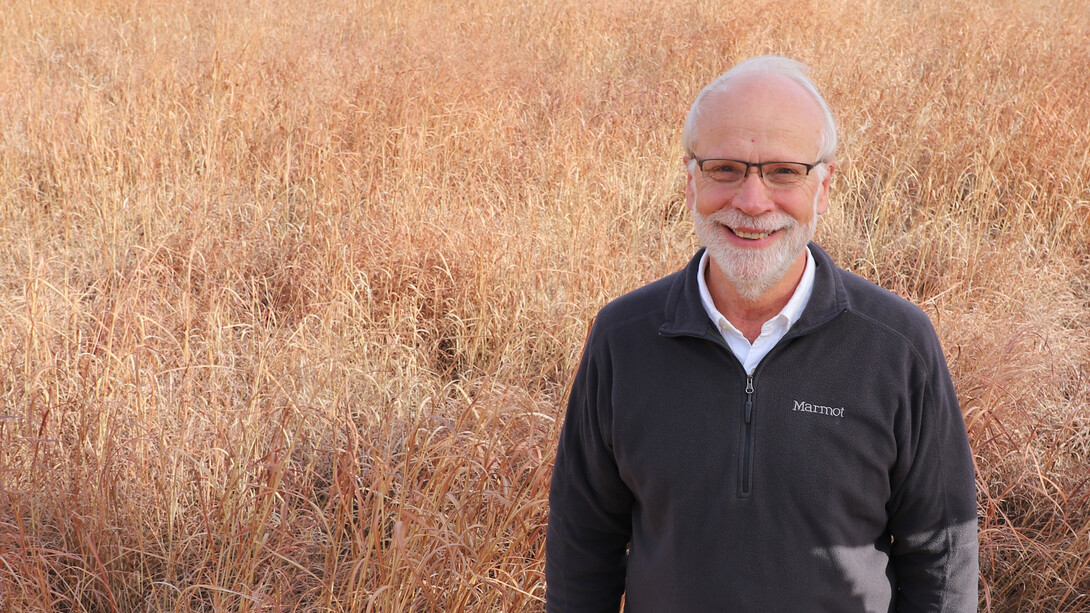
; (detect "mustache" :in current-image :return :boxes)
[703,208,798,232]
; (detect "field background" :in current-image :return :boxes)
[1,0,1088,610]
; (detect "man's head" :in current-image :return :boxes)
[683,56,837,165]
[683,56,837,302]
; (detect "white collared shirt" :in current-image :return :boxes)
[697,247,816,375]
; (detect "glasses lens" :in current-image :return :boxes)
[700,160,747,183]
[762,163,810,187]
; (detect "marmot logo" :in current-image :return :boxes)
[793,400,845,418]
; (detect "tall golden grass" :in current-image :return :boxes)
[0,0,1087,610]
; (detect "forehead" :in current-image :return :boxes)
[692,74,825,159]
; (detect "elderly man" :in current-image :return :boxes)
[546,56,978,612]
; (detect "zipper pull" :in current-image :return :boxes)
[745,376,754,424]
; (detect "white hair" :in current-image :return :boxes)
[682,55,838,163]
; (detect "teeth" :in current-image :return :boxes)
[732,228,772,240]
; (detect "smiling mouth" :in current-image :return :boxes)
[728,227,776,240]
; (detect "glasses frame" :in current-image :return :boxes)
[691,156,823,189]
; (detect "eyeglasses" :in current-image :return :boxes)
[692,157,823,189]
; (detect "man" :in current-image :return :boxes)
[546,56,978,612]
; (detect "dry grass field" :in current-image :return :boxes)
[1,0,1088,610]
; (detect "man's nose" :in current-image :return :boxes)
[730,171,775,215]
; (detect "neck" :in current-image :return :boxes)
[706,251,807,343]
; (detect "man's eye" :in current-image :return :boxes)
[768,164,803,176]
[706,163,742,176]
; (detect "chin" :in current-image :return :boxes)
[694,209,816,302]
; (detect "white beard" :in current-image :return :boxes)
[693,193,819,302]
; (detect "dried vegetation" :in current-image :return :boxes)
[0,0,1088,610]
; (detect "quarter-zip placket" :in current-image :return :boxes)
[740,375,755,497]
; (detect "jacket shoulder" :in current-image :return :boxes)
[591,270,683,336]
[835,267,944,355]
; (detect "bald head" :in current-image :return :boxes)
[689,73,828,170]
[682,56,837,163]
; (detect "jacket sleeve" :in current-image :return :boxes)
[888,338,979,612]
[545,329,634,613]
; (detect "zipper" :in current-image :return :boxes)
[741,375,755,496]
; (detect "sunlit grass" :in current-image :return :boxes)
[0,0,1087,610]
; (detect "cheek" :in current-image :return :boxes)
[691,186,727,216]
[786,192,819,222]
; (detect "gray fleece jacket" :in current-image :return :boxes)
[546,244,978,612]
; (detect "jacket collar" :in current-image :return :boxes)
[659,243,848,340]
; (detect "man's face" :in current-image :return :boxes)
[684,74,834,301]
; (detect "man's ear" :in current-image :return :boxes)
[683,156,696,211]
[816,161,836,216]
